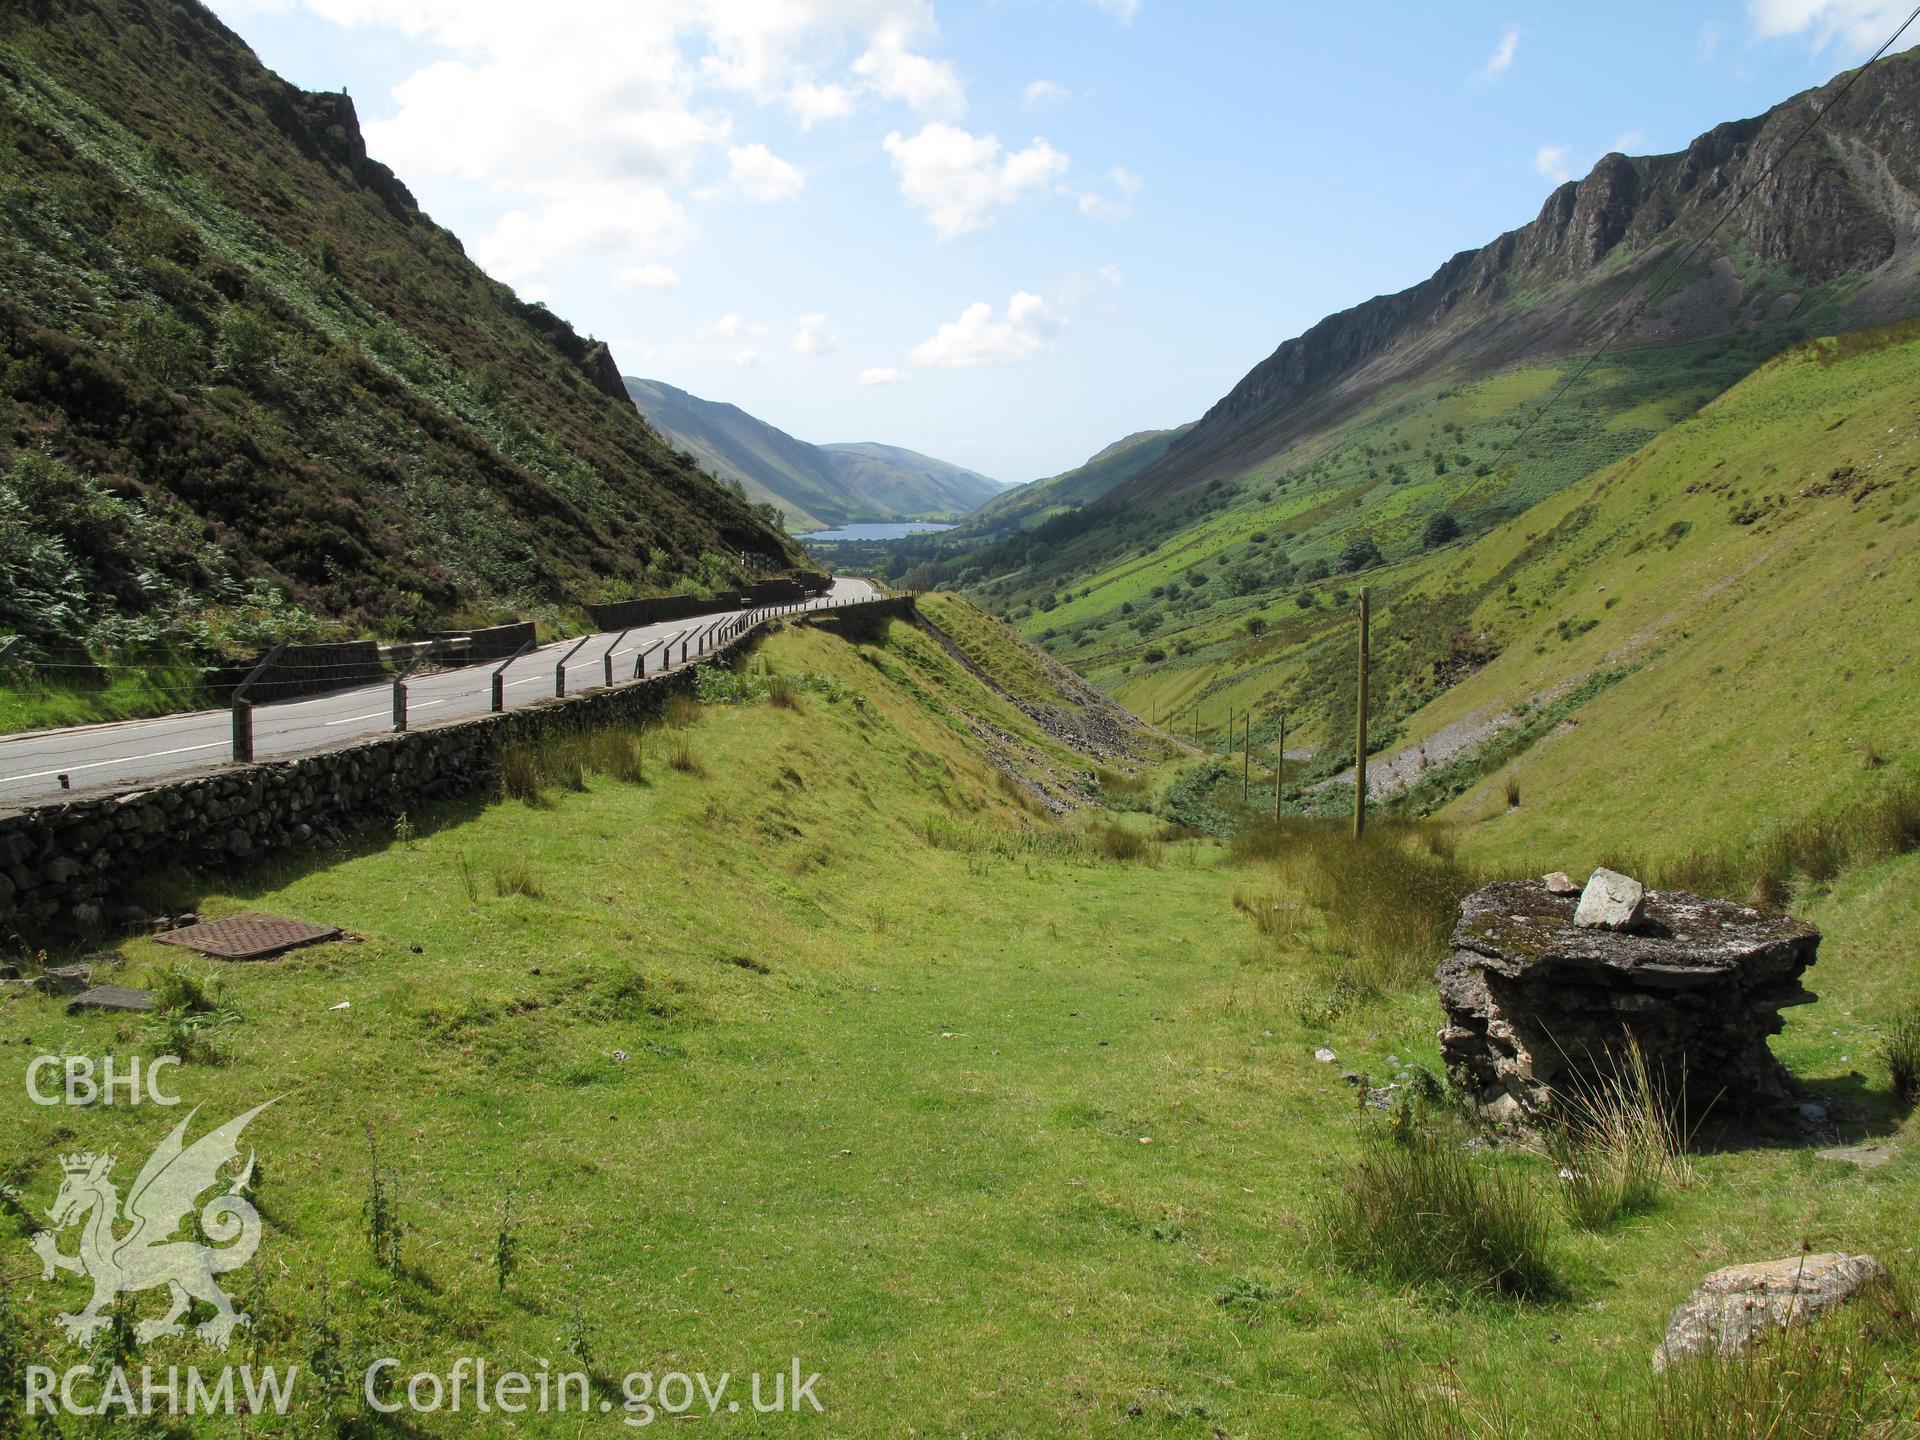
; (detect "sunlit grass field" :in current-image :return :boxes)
[3,618,1913,1437]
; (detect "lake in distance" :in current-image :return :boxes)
[799,522,955,541]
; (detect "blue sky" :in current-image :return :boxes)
[208,0,1915,483]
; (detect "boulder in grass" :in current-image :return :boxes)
[1438,878,1820,1121]
[1652,1253,1886,1370]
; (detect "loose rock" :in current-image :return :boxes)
[1573,867,1647,931]
[67,985,156,1014]
[1542,871,1580,896]
[1653,1253,1885,1370]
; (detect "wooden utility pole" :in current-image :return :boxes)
[1274,713,1285,822]
[1242,713,1250,801]
[1354,587,1370,840]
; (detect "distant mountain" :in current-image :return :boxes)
[0,0,799,647]
[960,427,1192,538]
[817,442,1004,521]
[625,378,1000,532]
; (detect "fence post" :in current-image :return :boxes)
[602,629,631,688]
[554,635,591,697]
[232,700,254,763]
[490,638,534,714]
[1354,587,1370,840]
[391,676,407,732]
[228,641,286,763]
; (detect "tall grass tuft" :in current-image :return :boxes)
[493,856,544,899]
[1323,1103,1559,1300]
[1545,1039,1691,1230]
[1883,998,1920,1106]
[1233,820,1475,995]
[1638,771,1920,908]
[1604,1289,1917,1440]
[585,728,645,783]
[498,741,544,803]
[1085,819,1161,865]
[1355,1363,1519,1440]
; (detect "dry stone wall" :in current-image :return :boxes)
[0,598,914,944]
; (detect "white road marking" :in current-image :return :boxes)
[2,740,227,785]
[321,698,448,727]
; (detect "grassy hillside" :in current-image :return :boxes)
[881,51,1920,707]
[957,425,1190,538]
[4,609,1914,1437]
[949,314,1916,852]
[1391,320,1920,873]
[0,0,800,655]
[624,378,1000,533]
[817,442,1002,522]
[625,376,843,534]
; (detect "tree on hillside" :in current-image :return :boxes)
[1422,511,1462,549]
[1337,535,1382,573]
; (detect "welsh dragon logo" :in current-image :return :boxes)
[29,1101,272,1349]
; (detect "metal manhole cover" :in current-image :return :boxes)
[155,912,342,960]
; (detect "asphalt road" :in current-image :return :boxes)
[0,578,877,808]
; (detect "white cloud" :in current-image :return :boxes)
[1090,0,1141,22]
[1078,164,1143,220]
[1748,0,1916,51]
[790,313,836,355]
[1610,129,1650,154]
[473,182,694,287]
[908,291,1058,368]
[855,366,908,385]
[1698,19,1727,59]
[854,22,967,117]
[616,263,682,289]
[1024,78,1069,108]
[883,123,1070,239]
[1097,263,1124,288]
[787,80,853,126]
[1474,26,1520,82]
[725,142,805,202]
[1533,143,1575,184]
[242,1,971,288]
[730,347,761,368]
[697,312,772,342]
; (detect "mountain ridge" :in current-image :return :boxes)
[1101,48,1920,512]
[625,376,1001,532]
[0,0,800,649]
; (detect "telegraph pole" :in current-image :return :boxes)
[1354,588,1370,840]
[1242,712,1251,801]
[1274,713,1285,822]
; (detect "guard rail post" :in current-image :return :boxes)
[229,641,287,763]
[491,638,536,714]
[390,645,433,733]
[603,629,632,688]
[554,635,592,698]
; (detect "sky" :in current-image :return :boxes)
[205,0,1919,484]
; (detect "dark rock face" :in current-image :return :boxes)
[1437,879,1820,1119]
